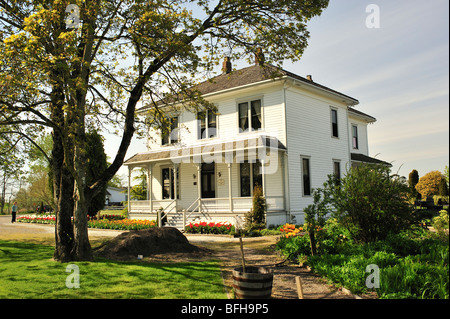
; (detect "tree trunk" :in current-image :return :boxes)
[53,165,74,262]
[72,194,93,261]
[50,66,76,261]
[71,142,93,261]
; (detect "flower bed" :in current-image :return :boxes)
[185,221,234,234]
[279,223,304,238]
[17,214,56,224]
[17,214,156,231]
[88,219,156,230]
[88,214,125,221]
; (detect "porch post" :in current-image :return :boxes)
[173,164,178,212]
[196,163,202,212]
[261,159,266,197]
[227,163,233,213]
[127,166,132,218]
[147,164,153,214]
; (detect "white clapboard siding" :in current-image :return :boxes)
[285,86,351,222]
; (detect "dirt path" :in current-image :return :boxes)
[188,235,357,299]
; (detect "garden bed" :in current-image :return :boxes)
[275,220,449,299]
[16,214,157,231]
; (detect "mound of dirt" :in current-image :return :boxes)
[95,227,208,261]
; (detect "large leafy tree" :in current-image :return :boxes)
[0,0,329,261]
[415,170,447,199]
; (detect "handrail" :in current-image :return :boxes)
[158,199,177,227]
[184,197,200,213]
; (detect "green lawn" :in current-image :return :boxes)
[0,240,227,299]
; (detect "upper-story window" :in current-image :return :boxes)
[161,116,178,145]
[352,125,359,149]
[238,99,262,133]
[197,110,217,139]
[331,108,338,138]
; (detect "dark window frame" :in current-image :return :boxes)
[161,116,179,145]
[352,125,359,149]
[239,160,262,197]
[302,157,311,196]
[238,99,262,133]
[331,108,339,138]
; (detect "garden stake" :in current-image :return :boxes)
[239,237,246,273]
[296,276,304,299]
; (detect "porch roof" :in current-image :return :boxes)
[351,153,392,167]
[124,135,286,167]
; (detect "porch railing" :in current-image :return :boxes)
[130,196,285,215]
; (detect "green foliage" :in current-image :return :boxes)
[276,234,311,261]
[303,187,332,255]
[275,219,350,262]
[433,210,449,238]
[305,232,449,298]
[324,163,414,243]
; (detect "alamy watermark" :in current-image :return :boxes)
[366,4,381,29]
[65,264,80,289]
[365,264,380,289]
[65,4,81,29]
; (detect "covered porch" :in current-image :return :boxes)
[123,136,287,229]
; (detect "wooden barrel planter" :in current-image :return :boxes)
[232,266,273,299]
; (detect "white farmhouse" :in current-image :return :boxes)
[124,58,389,229]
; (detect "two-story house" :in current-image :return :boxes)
[123,58,389,229]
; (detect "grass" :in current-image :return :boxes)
[0,240,227,299]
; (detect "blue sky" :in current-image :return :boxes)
[284,0,449,178]
[112,0,449,179]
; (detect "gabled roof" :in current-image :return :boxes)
[138,63,359,112]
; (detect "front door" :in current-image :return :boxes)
[201,163,215,198]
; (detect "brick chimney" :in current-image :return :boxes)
[222,57,232,74]
[255,48,265,66]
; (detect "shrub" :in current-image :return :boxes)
[433,210,449,237]
[276,233,311,261]
[324,163,414,243]
[408,169,421,200]
[243,185,266,234]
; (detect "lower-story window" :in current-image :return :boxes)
[240,160,262,197]
[162,167,180,199]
